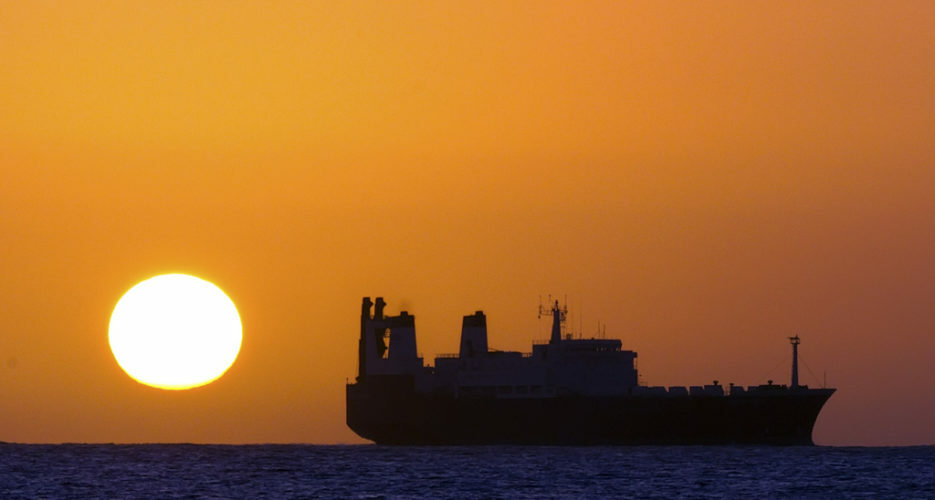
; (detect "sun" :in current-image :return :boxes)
[108,274,242,390]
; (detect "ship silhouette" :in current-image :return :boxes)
[347,297,835,445]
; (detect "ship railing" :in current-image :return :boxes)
[434,352,535,359]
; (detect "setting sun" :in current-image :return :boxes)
[108,274,242,390]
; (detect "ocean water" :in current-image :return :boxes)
[1,444,932,498]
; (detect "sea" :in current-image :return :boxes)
[1,444,932,499]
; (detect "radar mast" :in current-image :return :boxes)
[539,295,567,344]
[790,335,801,388]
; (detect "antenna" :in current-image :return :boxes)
[578,300,582,339]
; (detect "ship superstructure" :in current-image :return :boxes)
[347,297,835,445]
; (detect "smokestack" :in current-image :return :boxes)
[374,297,386,320]
[358,297,373,381]
[459,311,488,358]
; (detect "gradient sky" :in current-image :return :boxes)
[2,1,933,445]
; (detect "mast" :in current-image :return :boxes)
[549,299,566,344]
[789,335,801,388]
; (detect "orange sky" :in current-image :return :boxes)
[1,1,933,445]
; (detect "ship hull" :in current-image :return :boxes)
[347,377,835,446]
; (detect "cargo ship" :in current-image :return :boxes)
[346,297,835,445]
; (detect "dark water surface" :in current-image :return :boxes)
[1,444,932,498]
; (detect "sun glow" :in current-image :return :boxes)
[108,274,242,390]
